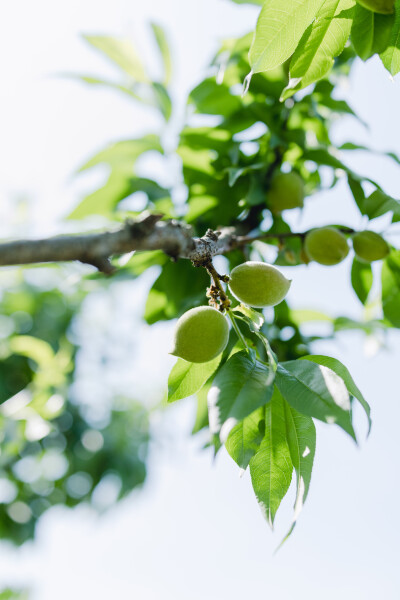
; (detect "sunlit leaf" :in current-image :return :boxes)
[225,405,266,469]
[249,0,325,75]
[168,356,221,403]
[280,396,316,541]
[380,0,400,75]
[382,250,400,327]
[249,389,293,527]
[208,350,274,439]
[150,23,172,85]
[282,0,355,99]
[275,360,356,439]
[83,35,148,81]
[301,355,371,434]
[351,257,373,304]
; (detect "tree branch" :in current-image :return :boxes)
[0,212,356,272]
[0,214,238,272]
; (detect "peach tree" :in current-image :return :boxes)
[1,0,400,544]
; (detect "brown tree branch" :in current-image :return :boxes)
[0,214,238,272]
[0,212,355,273]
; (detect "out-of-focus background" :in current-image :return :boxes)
[0,0,399,598]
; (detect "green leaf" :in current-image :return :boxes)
[232,305,264,329]
[189,79,242,116]
[281,397,316,540]
[351,257,373,304]
[225,406,266,469]
[83,35,148,81]
[249,390,293,527]
[380,0,400,75]
[192,382,211,434]
[168,356,221,403]
[9,336,55,366]
[125,250,167,276]
[208,350,274,439]
[144,260,210,325]
[62,74,146,102]
[301,355,371,434]
[151,83,172,121]
[69,136,163,219]
[382,250,400,327]
[150,23,172,85]
[249,0,325,75]
[69,171,132,220]
[78,135,162,172]
[283,0,355,99]
[275,360,356,439]
[347,174,366,213]
[372,13,396,55]
[351,4,375,60]
[363,189,400,219]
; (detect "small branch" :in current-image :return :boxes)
[236,226,356,246]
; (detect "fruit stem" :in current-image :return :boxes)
[228,311,250,353]
[205,261,231,311]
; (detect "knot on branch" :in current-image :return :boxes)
[190,229,221,267]
[125,212,164,239]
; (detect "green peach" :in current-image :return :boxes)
[305,227,349,266]
[267,171,305,214]
[356,0,394,14]
[170,306,229,363]
[352,231,389,262]
[228,261,291,308]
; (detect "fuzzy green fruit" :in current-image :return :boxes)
[267,172,305,214]
[355,0,394,14]
[170,306,229,363]
[305,227,349,266]
[352,231,389,262]
[228,261,291,308]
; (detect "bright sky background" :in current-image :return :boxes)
[1,0,400,598]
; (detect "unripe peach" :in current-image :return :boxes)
[304,227,349,266]
[228,261,291,308]
[267,172,305,214]
[352,231,389,262]
[356,0,394,14]
[170,306,229,363]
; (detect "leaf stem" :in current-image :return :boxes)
[228,311,250,353]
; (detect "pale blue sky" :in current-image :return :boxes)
[0,1,400,598]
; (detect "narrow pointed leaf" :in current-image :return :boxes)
[380,0,400,75]
[351,5,374,60]
[363,189,400,219]
[83,35,148,81]
[168,356,221,403]
[275,360,356,439]
[249,390,293,527]
[78,135,162,172]
[382,250,400,327]
[282,0,355,99]
[300,355,371,434]
[281,397,316,540]
[208,350,274,439]
[249,0,325,74]
[151,23,172,85]
[225,406,266,469]
[351,257,373,304]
